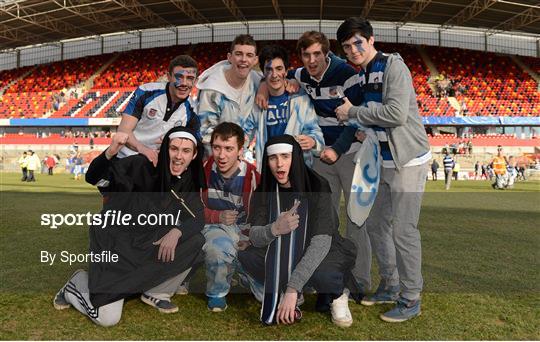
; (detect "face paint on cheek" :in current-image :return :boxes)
[173,69,197,88]
[264,61,273,78]
[353,34,367,53]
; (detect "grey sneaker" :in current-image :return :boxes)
[176,281,189,295]
[361,283,400,306]
[141,294,178,314]
[53,269,85,310]
[380,297,421,322]
[53,287,71,310]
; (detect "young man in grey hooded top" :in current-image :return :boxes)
[335,17,431,323]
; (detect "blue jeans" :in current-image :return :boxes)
[202,224,242,298]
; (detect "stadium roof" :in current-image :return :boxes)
[1,0,539,50]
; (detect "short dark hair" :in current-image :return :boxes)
[258,44,289,69]
[336,17,374,43]
[296,31,330,55]
[210,122,245,149]
[230,34,257,53]
[168,55,198,74]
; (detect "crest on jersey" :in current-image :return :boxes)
[147,108,157,119]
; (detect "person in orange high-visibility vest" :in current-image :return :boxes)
[492,146,508,190]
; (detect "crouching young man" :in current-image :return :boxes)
[201,122,260,311]
[238,135,359,327]
[53,127,206,326]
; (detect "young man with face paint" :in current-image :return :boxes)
[197,34,263,152]
[238,135,360,327]
[53,127,207,326]
[244,44,324,171]
[200,122,260,312]
[335,17,431,323]
[256,31,372,302]
[117,55,200,164]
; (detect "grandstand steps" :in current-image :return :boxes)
[50,98,78,117]
[510,55,540,85]
[93,91,119,117]
[0,66,36,96]
[84,53,120,89]
[416,46,439,95]
[71,98,99,117]
[116,90,134,113]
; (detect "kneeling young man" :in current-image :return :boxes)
[53,126,206,326]
[238,135,359,327]
[202,122,260,312]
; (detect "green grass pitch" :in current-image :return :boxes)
[0,172,539,340]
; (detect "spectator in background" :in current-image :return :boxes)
[474,161,480,180]
[492,146,507,190]
[506,156,517,189]
[45,155,56,175]
[18,151,28,181]
[26,150,41,182]
[73,152,83,180]
[443,151,454,190]
[452,160,460,181]
[431,159,439,181]
[517,164,526,181]
[481,162,488,180]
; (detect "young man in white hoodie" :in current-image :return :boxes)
[197,34,262,152]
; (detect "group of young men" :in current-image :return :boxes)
[54,17,431,328]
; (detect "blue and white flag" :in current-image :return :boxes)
[348,128,380,226]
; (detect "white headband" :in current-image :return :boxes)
[169,131,197,146]
[266,143,293,156]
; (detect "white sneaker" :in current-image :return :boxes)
[330,289,353,328]
[176,281,189,295]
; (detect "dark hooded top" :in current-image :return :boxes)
[84,126,206,307]
[250,134,341,240]
[241,135,358,324]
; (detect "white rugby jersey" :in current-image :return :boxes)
[118,82,198,158]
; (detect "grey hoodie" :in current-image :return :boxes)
[348,53,430,169]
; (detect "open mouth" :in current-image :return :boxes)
[276,170,286,179]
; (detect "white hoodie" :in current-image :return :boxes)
[196,60,262,144]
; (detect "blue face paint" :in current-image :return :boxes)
[172,68,197,88]
[353,34,366,53]
[342,34,367,54]
[264,61,273,78]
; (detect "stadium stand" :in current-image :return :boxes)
[0,42,538,121]
[426,46,539,117]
